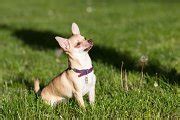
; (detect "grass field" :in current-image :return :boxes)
[0,0,180,119]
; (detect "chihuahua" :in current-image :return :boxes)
[34,23,96,109]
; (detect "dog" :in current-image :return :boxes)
[34,23,96,109]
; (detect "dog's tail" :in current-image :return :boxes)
[34,79,41,94]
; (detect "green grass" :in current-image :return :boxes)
[0,0,179,119]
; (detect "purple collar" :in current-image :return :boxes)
[69,66,93,77]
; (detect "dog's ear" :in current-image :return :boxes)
[72,23,80,35]
[55,36,70,51]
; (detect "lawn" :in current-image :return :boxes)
[0,0,179,119]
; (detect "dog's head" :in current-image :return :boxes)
[55,23,93,56]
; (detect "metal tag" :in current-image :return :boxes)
[85,76,88,84]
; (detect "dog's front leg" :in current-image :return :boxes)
[89,86,95,105]
[73,91,85,109]
[89,74,96,105]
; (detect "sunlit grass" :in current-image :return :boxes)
[0,0,179,119]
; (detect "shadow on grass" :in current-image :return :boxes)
[13,29,69,50]
[0,24,68,50]
[14,29,59,50]
[90,46,180,85]
[0,24,179,85]
[3,73,45,91]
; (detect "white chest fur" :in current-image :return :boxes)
[79,72,95,96]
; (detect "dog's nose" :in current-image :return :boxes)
[88,39,93,45]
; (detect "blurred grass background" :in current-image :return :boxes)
[0,0,179,119]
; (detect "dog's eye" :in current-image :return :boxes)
[77,42,81,46]
[75,42,81,48]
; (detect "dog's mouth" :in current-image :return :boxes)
[84,39,93,51]
[84,45,93,51]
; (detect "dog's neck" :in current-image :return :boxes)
[68,53,92,70]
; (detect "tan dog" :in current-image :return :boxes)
[34,23,96,109]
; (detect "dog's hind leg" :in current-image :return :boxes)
[44,96,66,107]
[41,90,65,106]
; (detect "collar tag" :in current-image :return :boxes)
[85,76,88,84]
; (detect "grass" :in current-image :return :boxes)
[0,0,179,119]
